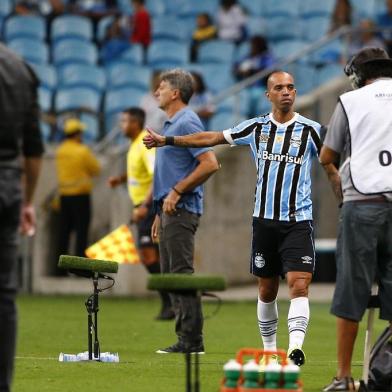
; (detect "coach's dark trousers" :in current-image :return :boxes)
[0,167,21,392]
[159,209,203,347]
[58,194,91,258]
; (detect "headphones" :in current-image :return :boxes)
[344,55,363,89]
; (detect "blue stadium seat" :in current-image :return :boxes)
[263,0,300,18]
[4,15,46,41]
[198,64,234,94]
[209,112,244,131]
[55,87,101,113]
[147,40,189,68]
[152,17,186,41]
[216,90,251,117]
[316,63,344,85]
[309,38,343,66]
[0,0,12,17]
[40,121,52,143]
[31,63,57,91]
[119,45,144,65]
[38,87,52,112]
[301,15,331,42]
[177,0,219,18]
[53,39,98,66]
[79,113,100,143]
[7,38,49,65]
[236,41,251,61]
[272,39,309,60]
[246,17,267,37]
[105,63,151,91]
[299,0,335,18]
[51,15,93,42]
[291,63,317,95]
[197,40,235,64]
[117,0,133,15]
[146,0,166,17]
[238,0,263,16]
[96,15,114,42]
[265,16,301,42]
[57,64,106,92]
[352,0,376,19]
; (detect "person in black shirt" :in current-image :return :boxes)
[0,43,43,392]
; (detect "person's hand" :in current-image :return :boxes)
[107,176,122,188]
[162,189,181,215]
[19,203,36,236]
[143,128,166,149]
[132,205,149,223]
[151,214,160,243]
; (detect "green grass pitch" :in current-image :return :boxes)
[14,295,386,391]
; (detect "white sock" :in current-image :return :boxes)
[288,297,309,350]
[257,298,278,351]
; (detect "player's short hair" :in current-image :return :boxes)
[122,107,146,128]
[160,69,194,104]
[266,70,294,89]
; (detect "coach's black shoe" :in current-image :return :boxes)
[156,342,205,354]
[322,377,355,391]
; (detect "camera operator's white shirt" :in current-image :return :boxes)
[340,78,392,196]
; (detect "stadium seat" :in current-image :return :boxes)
[118,45,144,65]
[177,0,219,18]
[146,0,166,17]
[291,63,317,95]
[55,87,101,113]
[236,41,251,61]
[4,15,46,41]
[31,63,57,91]
[272,39,309,60]
[209,112,243,131]
[301,15,331,42]
[198,64,234,94]
[79,113,101,143]
[197,40,235,64]
[316,63,344,85]
[147,40,189,68]
[152,17,186,41]
[53,39,98,66]
[309,38,343,66]
[299,0,335,18]
[246,17,267,37]
[7,38,49,65]
[57,64,106,92]
[216,90,251,117]
[0,0,12,17]
[96,15,114,42]
[265,16,301,42]
[105,63,151,91]
[352,0,376,19]
[51,15,93,42]
[262,0,300,18]
[38,87,53,113]
[117,0,133,15]
[104,87,145,116]
[40,121,52,143]
[238,0,263,16]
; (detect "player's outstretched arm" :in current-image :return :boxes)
[143,128,228,149]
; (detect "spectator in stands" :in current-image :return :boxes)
[216,0,247,44]
[15,0,41,14]
[140,71,168,132]
[329,0,352,33]
[130,0,151,61]
[348,19,386,57]
[234,35,276,116]
[377,0,392,56]
[189,72,215,129]
[100,16,129,64]
[55,118,101,274]
[190,13,217,62]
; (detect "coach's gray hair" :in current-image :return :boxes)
[160,69,194,104]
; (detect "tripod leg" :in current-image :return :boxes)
[88,313,93,360]
[362,307,375,385]
[194,353,200,392]
[185,352,192,392]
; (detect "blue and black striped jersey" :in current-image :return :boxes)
[223,113,321,222]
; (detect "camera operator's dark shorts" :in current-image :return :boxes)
[251,218,315,278]
[135,205,157,248]
[331,201,392,321]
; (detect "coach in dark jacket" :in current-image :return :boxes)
[0,43,43,392]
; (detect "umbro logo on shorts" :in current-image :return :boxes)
[301,256,313,264]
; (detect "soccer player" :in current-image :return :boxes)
[108,107,173,320]
[144,71,323,365]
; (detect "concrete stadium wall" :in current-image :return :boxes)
[30,76,350,295]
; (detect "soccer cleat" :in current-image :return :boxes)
[287,346,306,366]
[156,342,205,354]
[322,377,355,391]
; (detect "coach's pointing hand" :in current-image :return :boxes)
[143,128,166,149]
